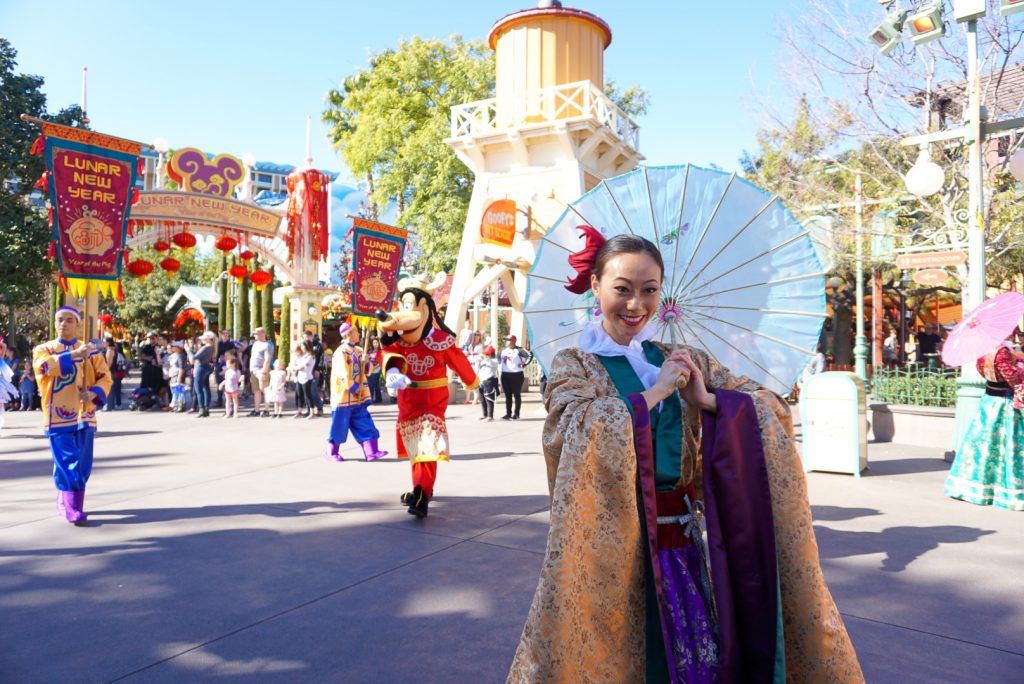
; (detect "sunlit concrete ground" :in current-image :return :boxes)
[0,386,1021,683]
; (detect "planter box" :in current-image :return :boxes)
[869,402,955,450]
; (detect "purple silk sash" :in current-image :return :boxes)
[626,392,681,684]
[701,388,779,683]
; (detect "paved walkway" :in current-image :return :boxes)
[0,390,1021,682]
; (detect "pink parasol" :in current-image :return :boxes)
[940,291,1024,366]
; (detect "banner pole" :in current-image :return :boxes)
[345,214,417,236]
[19,113,153,149]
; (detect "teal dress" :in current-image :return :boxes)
[945,347,1024,510]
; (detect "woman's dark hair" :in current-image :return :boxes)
[565,225,664,294]
[593,235,664,283]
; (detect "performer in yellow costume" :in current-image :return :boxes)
[33,306,112,523]
[325,322,387,462]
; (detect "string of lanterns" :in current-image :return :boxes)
[122,222,272,291]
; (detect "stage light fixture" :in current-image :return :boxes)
[869,10,907,55]
[907,2,946,46]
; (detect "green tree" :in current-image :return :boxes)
[323,37,496,272]
[217,254,228,331]
[604,80,650,118]
[238,269,251,339]
[277,295,290,367]
[0,38,88,343]
[262,266,276,343]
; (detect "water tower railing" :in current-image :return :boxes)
[450,80,640,151]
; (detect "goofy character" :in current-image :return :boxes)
[325,321,387,462]
[377,273,478,518]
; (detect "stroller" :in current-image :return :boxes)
[128,387,160,411]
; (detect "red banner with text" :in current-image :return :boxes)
[41,121,141,298]
[351,217,407,321]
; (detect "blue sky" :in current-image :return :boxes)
[1,1,801,180]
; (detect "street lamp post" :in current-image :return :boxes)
[853,172,869,383]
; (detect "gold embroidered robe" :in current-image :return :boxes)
[507,346,863,684]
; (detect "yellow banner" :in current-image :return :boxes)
[131,191,281,236]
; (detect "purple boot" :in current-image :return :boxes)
[324,442,344,462]
[57,490,86,523]
[361,439,388,462]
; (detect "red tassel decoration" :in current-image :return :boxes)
[138,159,146,176]
[116,281,125,303]
[47,206,53,225]
[58,275,69,293]
[131,188,139,204]
[30,136,45,156]
[127,220,134,238]
[47,240,56,259]
[34,171,49,191]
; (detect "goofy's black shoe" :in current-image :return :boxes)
[406,485,429,519]
[400,491,414,506]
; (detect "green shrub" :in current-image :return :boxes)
[871,367,958,408]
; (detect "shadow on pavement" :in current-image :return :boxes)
[85,500,380,526]
[0,453,175,482]
[814,523,995,573]
[0,495,547,683]
[862,457,951,476]
[811,505,882,522]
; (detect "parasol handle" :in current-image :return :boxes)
[664,311,688,390]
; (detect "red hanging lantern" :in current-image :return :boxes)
[214,235,238,253]
[172,231,197,252]
[153,239,171,252]
[160,257,182,274]
[229,264,248,283]
[127,259,154,281]
[249,269,272,291]
[239,249,255,262]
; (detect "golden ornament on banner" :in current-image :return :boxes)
[67,207,114,255]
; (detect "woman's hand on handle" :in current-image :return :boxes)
[670,349,717,413]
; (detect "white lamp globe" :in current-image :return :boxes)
[242,152,257,168]
[904,147,945,197]
[153,137,170,154]
[1008,147,1024,182]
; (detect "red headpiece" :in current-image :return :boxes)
[564,225,606,294]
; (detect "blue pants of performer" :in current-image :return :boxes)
[50,429,95,492]
[329,404,380,445]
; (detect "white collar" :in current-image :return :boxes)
[579,320,662,390]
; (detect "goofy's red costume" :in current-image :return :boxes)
[379,273,478,518]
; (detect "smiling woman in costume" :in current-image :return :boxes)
[507,228,863,683]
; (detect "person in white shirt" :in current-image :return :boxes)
[288,342,317,419]
[248,327,274,417]
[465,331,483,404]
[499,335,530,420]
[477,346,499,421]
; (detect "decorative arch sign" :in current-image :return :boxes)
[480,199,517,248]
[166,147,245,197]
[130,191,281,236]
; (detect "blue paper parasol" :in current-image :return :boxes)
[524,164,827,395]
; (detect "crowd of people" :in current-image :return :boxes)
[455,321,534,421]
[2,321,542,429]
